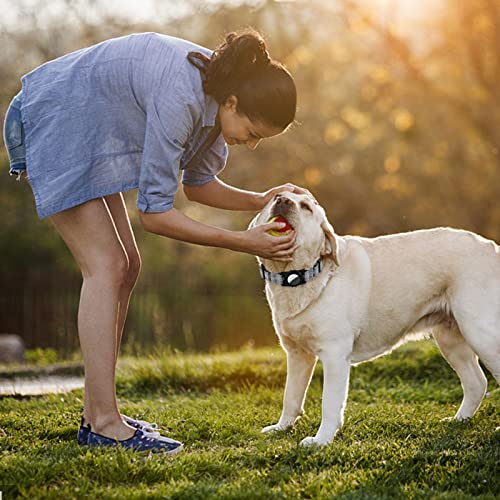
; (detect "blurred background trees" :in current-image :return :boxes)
[1,0,499,356]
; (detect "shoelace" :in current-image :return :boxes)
[141,426,179,445]
[127,419,178,444]
[144,429,162,439]
[134,419,159,433]
[134,420,169,441]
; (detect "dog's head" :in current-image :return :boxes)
[250,192,338,270]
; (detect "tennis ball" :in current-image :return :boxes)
[267,216,293,236]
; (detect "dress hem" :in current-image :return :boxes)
[35,180,140,219]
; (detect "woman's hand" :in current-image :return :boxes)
[257,183,316,209]
[240,220,299,262]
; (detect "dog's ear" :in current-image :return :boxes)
[321,218,339,266]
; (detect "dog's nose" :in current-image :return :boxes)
[275,195,292,206]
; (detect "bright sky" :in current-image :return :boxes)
[373,0,442,26]
[0,0,440,30]
[0,0,256,28]
[90,0,440,25]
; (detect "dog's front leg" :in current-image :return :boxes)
[262,346,317,433]
[300,345,351,447]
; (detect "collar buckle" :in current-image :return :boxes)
[260,259,323,287]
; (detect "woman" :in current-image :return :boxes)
[3,29,307,453]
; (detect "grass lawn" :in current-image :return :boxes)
[0,341,498,499]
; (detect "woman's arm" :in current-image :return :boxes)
[183,178,314,211]
[139,208,298,262]
[183,178,262,210]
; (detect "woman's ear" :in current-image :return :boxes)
[224,95,239,110]
[320,218,339,266]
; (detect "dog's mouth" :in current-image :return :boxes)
[270,204,294,221]
[267,215,295,234]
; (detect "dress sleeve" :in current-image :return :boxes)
[137,68,199,213]
[181,133,228,186]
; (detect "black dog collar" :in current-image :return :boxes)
[260,259,323,287]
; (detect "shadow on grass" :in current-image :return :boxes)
[116,342,494,399]
[150,422,499,499]
[334,425,500,498]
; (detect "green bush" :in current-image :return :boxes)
[24,348,58,366]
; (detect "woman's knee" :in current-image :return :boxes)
[82,253,139,295]
[81,249,129,289]
[102,248,141,291]
[124,250,141,288]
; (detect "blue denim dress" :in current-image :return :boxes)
[3,91,26,178]
[4,33,227,219]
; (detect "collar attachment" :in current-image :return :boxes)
[260,259,323,287]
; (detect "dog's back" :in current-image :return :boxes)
[346,228,500,371]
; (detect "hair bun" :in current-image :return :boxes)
[223,30,271,70]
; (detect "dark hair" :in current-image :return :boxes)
[188,29,297,130]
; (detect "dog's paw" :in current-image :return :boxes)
[300,434,334,447]
[299,436,322,447]
[454,413,472,422]
[441,415,471,423]
[261,423,289,433]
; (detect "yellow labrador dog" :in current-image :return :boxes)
[251,192,499,447]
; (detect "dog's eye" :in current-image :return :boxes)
[300,201,313,212]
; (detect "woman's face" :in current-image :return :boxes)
[218,95,283,149]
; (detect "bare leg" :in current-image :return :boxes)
[51,198,135,440]
[104,193,141,362]
[80,194,141,425]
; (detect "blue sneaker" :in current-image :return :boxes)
[87,427,183,454]
[120,416,180,445]
[77,415,173,446]
[77,417,91,446]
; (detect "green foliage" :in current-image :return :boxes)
[24,348,58,366]
[0,342,498,498]
[0,160,77,274]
